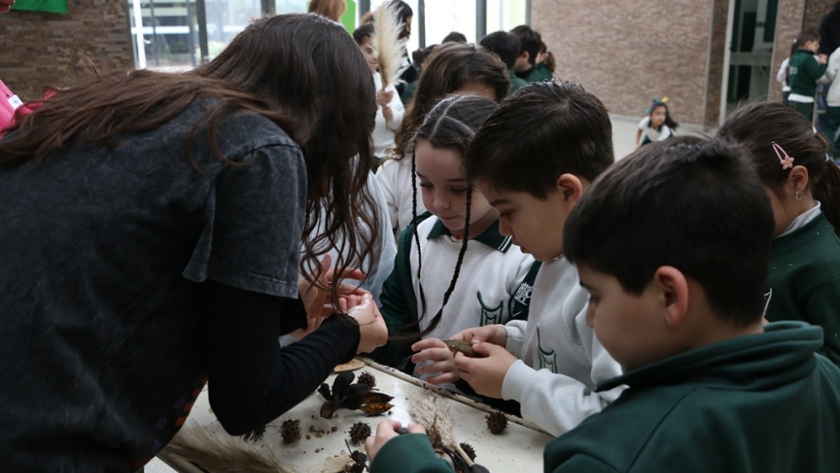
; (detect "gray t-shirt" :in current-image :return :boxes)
[0,101,307,471]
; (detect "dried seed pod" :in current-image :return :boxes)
[363,391,394,404]
[349,421,372,445]
[357,371,377,389]
[459,442,476,461]
[241,425,266,443]
[359,402,394,416]
[442,340,483,358]
[281,419,301,443]
[485,411,508,434]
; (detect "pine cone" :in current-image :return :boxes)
[485,411,508,434]
[357,371,377,389]
[349,421,372,445]
[280,419,301,443]
[460,442,477,461]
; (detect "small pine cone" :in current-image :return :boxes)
[281,419,301,443]
[485,411,508,434]
[460,442,477,461]
[349,421,372,445]
[357,371,377,389]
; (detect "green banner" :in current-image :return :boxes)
[340,0,356,33]
[12,0,68,14]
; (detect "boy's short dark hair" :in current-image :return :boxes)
[510,25,542,66]
[465,81,614,198]
[563,137,775,327]
[442,31,468,43]
[480,31,522,70]
[353,23,375,46]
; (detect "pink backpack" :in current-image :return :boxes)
[0,79,23,133]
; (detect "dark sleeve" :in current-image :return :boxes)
[370,434,453,473]
[202,280,360,435]
[805,57,829,80]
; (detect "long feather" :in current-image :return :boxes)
[372,2,405,89]
[163,427,298,473]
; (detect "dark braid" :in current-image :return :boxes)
[411,150,428,316]
[418,186,472,338]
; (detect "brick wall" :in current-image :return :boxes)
[705,0,729,128]
[531,0,715,127]
[804,0,835,30]
[770,0,808,102]
[0,0,132,102]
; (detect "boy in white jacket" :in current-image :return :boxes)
[411,82,625,436]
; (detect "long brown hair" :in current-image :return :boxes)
[718,101,840,237]
[0,14,380,297]
[391,42,509,160]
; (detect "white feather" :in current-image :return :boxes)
[371,2,406,89]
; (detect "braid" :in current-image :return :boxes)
[418,186,472,338]
[411,151,428,316]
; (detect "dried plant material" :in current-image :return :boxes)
[164,427,298,473]
[281,419,301,443]
[334,359,365,373]
[372,1,405,88]
[349,421,372,445]
[441,340,483,358]
[241,425,266,443]
[359,402,393,416]
[357,371,376,389]
[485,411,508,434]
[460,442,476,461]
[319,371,394,418]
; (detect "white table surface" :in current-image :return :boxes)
[161,358,553,473]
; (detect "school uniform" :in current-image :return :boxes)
[509,70,529,94]
[776,57,791,104]
[515,62,553,83]
[818,48,840,148]
[764,205,840,368]
[372,213,537,375]
[637,116,673,146]
[377,156,427,238]
[788,48,828,122]
[501,257,624,435]
[371,72,404,161]
[371,321,840,473]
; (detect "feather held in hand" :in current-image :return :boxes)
[372,1,405,89]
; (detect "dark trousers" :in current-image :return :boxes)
[790,101,815,124]
[823,106,840,157]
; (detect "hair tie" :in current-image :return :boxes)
[771,141,795,170]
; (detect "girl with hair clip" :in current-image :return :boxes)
[372,95,536,392]
[377,42,510,238]
[0,14,387,470]
[635,97,678,148]
[718,101,840,368]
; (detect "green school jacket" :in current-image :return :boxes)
[765,212,840,367]
[516,62,554,83]
[788,48,828,97]
[371,322,840,473]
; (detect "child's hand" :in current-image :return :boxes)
[450,324,508,347]
[820,54,829,64]
[411,338,459,384]
[365,420,426,461]
[453,342,517,398]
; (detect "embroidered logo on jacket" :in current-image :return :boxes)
[477,291,504,325]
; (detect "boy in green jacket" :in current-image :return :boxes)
[365,137,840,473]
[787,30,828,122]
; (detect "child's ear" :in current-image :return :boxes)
[787,164,810,194]
[557,173,584,205]
[652,266,689,328]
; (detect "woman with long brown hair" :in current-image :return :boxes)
[0,13,387,471]
[308,0,346,22]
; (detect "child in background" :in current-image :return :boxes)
[366,136,840,473]
[480,31,529,94]
[378,42,509,238]
[818,43,840,154]
[411,82,623,436]
[510,25,553,83]
[353,24,405,169]
[372,95,536,386]
[718,101,840,367]
[777,39,798,105]
[787,30,828,122]
[636,98,678,148]
[538,41,557,77]
[400,46,434,105]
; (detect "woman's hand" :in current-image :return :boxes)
[347,293,388,354]
[294,254,367,338]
